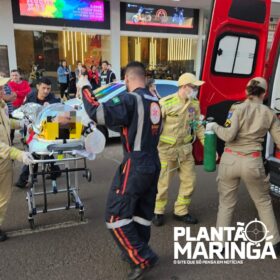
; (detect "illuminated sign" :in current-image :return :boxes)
[19,0,104,22]
[126,3,194,29]
[121,3,199,34]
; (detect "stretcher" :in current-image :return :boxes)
[26,148,92,229]
[12,102,105,229]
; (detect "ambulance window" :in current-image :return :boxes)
[229,0,266,24]
[233,38,257,75]
[213,35,257,76]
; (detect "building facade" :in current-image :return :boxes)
[0,0,279,82]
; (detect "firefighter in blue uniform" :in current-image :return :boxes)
[82,61,161,280]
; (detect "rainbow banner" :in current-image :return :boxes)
[19,0,104,22]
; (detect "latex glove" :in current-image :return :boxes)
[19,118,31,129]
[206,122,217,131]
[22,152,34,165]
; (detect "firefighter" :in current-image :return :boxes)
[0,77,34,241]
[206,77,280,254]
[81,62,161,280]
[153,73,205,227]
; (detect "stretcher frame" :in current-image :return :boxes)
[26,151,92,229]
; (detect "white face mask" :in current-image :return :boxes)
[188,88,199,100]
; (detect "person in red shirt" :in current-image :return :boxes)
[8,69,31,109]
[90,64,100,90]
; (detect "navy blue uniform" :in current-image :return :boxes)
[82,86,161,268]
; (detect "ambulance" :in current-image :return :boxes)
[195,0,280,197]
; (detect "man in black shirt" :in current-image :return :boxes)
[15,78,61,188]
[100,60,116,87]
[25,77,60,105]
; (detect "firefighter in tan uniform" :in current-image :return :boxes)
[0,77,34,242]
[153,73,205,226]
[207,77,280,254]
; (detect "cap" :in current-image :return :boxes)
[0,77,10,87]
[246,77,267,91]
[178,73,205,87]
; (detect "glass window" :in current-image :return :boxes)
[14,29,111,80]
[213,35,257,76]
[121,36,198,80]
[229,0,266,24]
[156,84,178,97]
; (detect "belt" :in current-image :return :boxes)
[224,148,261,158]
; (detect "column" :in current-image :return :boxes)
[110,0,121,80]
[0,0,17,71]
[195,9,204,78]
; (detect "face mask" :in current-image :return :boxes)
[188,88,198,100]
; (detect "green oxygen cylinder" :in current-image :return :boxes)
[203,129,217,172]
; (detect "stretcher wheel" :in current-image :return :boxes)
[85,169,92,182]
[79,210,84,221]
[29,219,35,230]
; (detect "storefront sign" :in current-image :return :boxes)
[12,0,110,29]
[121,3,199,34]
[19,0,104,22]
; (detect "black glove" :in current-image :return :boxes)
[82,122,95,137]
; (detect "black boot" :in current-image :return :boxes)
[127,257,158,280]
[0,229,8,242]
[152,214,165,227]
[173,213,198,224]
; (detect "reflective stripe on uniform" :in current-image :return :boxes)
[177,196,191,206]
[10,119,18,130]
[161,161,168,169]
[10,147,22,160]
[130,92,144,152]
[144,94,158,101]
[133,216,151,226]
[155,200,167,209]
[96,103,105,125]
[106,219,133,229]
[160,135,176,145]
[184,135,193,144]
[106,217,151,229]
[163,97,180,107]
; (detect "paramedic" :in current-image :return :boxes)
[206,77,280,255]
[82,61,161,280]
[0,77,33,241]
[153,73,205,227]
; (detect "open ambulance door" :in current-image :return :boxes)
[264,21,280,197]
[193,0,271,163]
